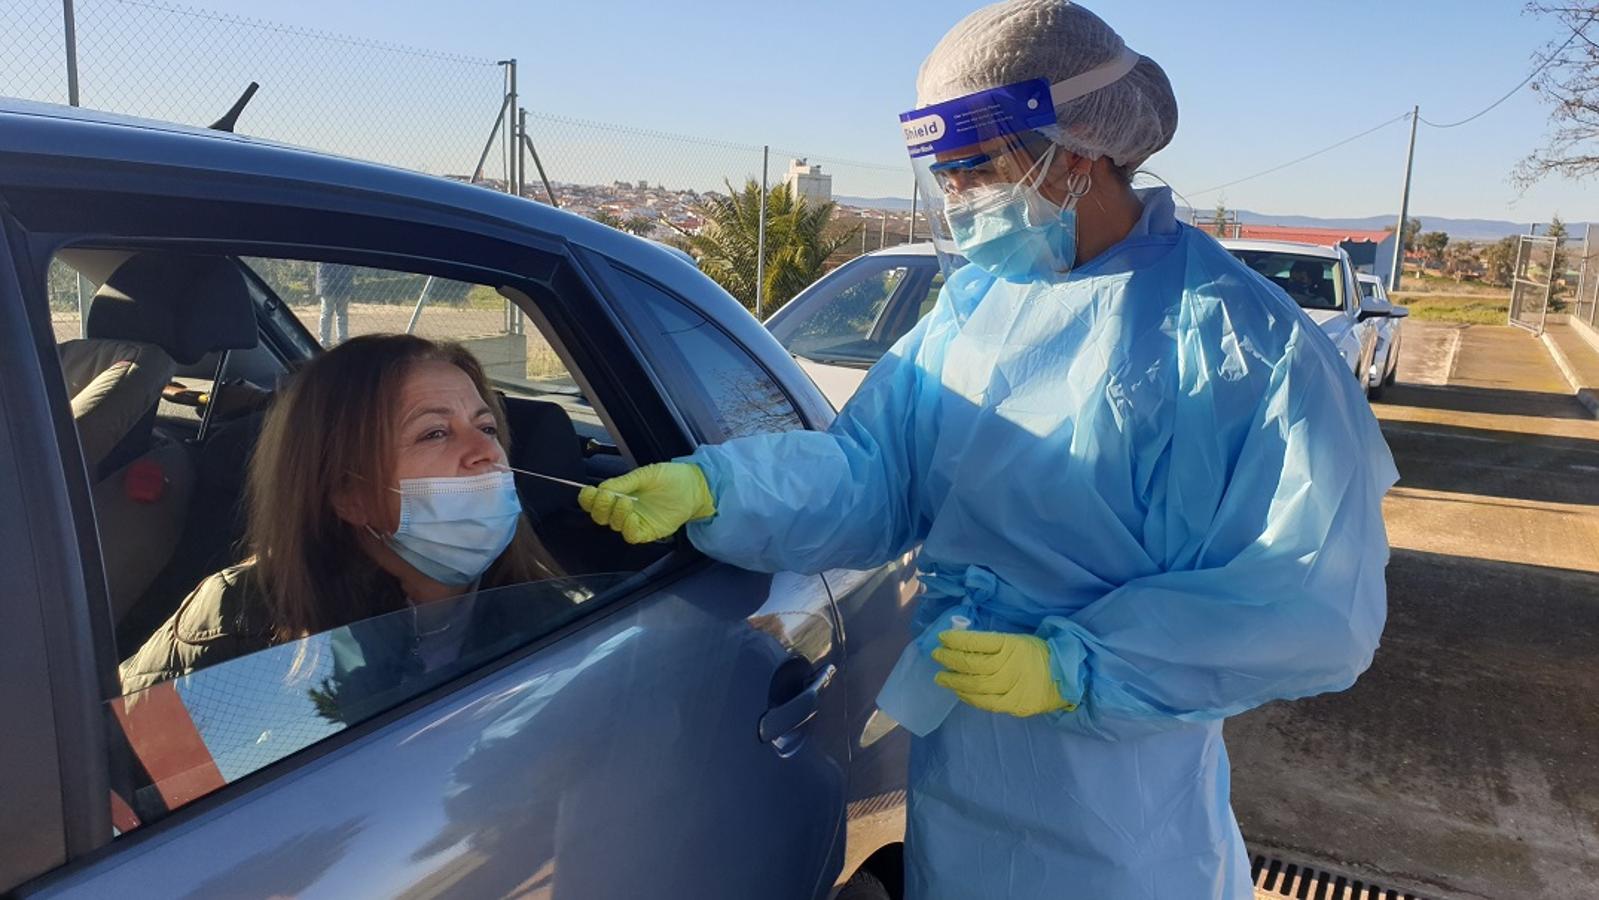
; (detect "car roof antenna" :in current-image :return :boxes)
[208,82,259,133]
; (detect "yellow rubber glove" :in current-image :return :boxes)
[932,630,1078,718]
[578,462,716,545]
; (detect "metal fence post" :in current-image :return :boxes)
[755,145,769,319]
[519,109,560,207]
[471,93,510,185]
[74,271,86,337]
[62,0,80,106]
[908,180,918,244]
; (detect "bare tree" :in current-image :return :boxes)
[1516,3,1599,187]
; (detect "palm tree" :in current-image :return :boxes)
[672,179,858,313]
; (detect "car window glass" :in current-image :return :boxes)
[1228,249,1343,311]
[616,270,804,440]
[768,258,910,365]
[47,258,94,342]
[108,573,633,835]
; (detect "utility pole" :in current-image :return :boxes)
[908,180,918,244]
[1389,105,1418,293]
[755,145,770,319]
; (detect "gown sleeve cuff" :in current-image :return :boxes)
[1037,615,1090,711]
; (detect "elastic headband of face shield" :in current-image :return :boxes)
[899,47,1142,270]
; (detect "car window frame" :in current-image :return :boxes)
[1341,254,1362,317]
[4,193,713,876]
[867,258,942,348]
[0,205,111,892]
[593,261,815,443]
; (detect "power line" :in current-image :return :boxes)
[1418,11,1598,129]
[1187,111,1413,199]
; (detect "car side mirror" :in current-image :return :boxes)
[1390,306,1409,319]
[1358,308,1391,321]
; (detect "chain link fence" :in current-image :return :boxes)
[522,115,922,317]
[6,0,511,179]
[10,1,925,330]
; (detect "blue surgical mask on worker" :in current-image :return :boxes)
[368,470,521,585]
[943,145,1090,283]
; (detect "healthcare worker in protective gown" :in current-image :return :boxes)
[581,2,1398,896]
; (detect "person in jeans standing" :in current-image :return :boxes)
[316,261,356,346]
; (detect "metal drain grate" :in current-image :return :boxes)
[1252,854,1429,900]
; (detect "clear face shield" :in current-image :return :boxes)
[900,49,1143,278]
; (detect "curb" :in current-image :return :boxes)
[1540,331,1599,419]
[1573,315,1599,355]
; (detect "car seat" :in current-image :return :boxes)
[80,253,259,633]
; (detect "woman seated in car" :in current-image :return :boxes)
[120,333,561,696]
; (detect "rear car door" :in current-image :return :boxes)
[2,149,851,898]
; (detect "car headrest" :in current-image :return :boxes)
[86,254,259,365]
[502,397,586,523]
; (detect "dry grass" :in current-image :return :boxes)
[1393,290,1509,325]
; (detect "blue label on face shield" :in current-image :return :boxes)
[900,78,1058,159]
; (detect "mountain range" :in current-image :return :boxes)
[835,195,1587,243]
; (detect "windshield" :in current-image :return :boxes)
[767,255,943,368]
[1228,249,1345,311]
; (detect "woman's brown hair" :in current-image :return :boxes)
[246,333,556,641]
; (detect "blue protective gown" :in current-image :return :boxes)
[684,188,1398,899]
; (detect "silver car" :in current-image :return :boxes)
[1356,273,1408,400]
[1220,238,1388,398]
[0,99,914,900]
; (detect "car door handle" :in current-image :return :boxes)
[759,663,837,745]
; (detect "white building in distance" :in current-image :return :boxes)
[785,158,832,207]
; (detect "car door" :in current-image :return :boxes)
[4,182,851,899]
[588,261,853,885]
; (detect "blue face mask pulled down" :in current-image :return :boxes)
[945,147,1082,284]
[371,470,522,585]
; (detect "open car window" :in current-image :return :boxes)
[108,572,635,835]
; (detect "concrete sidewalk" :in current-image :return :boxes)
[1230,321,1599,900]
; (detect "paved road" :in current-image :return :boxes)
[1231,321,1599,899]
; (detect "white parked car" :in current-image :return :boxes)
[766,243,944,409]
[770,238,1393,411]
[1219,239,1384,397]
[1356,273,1407,399]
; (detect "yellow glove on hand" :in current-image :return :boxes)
[578,462,716,545]
[933,630,1077,718]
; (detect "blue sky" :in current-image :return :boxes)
[18,0,1599,224]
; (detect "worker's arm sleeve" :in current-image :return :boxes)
[1039,329,1400,740]
[680,326,937,575]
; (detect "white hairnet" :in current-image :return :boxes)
[915,0,1178,171]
